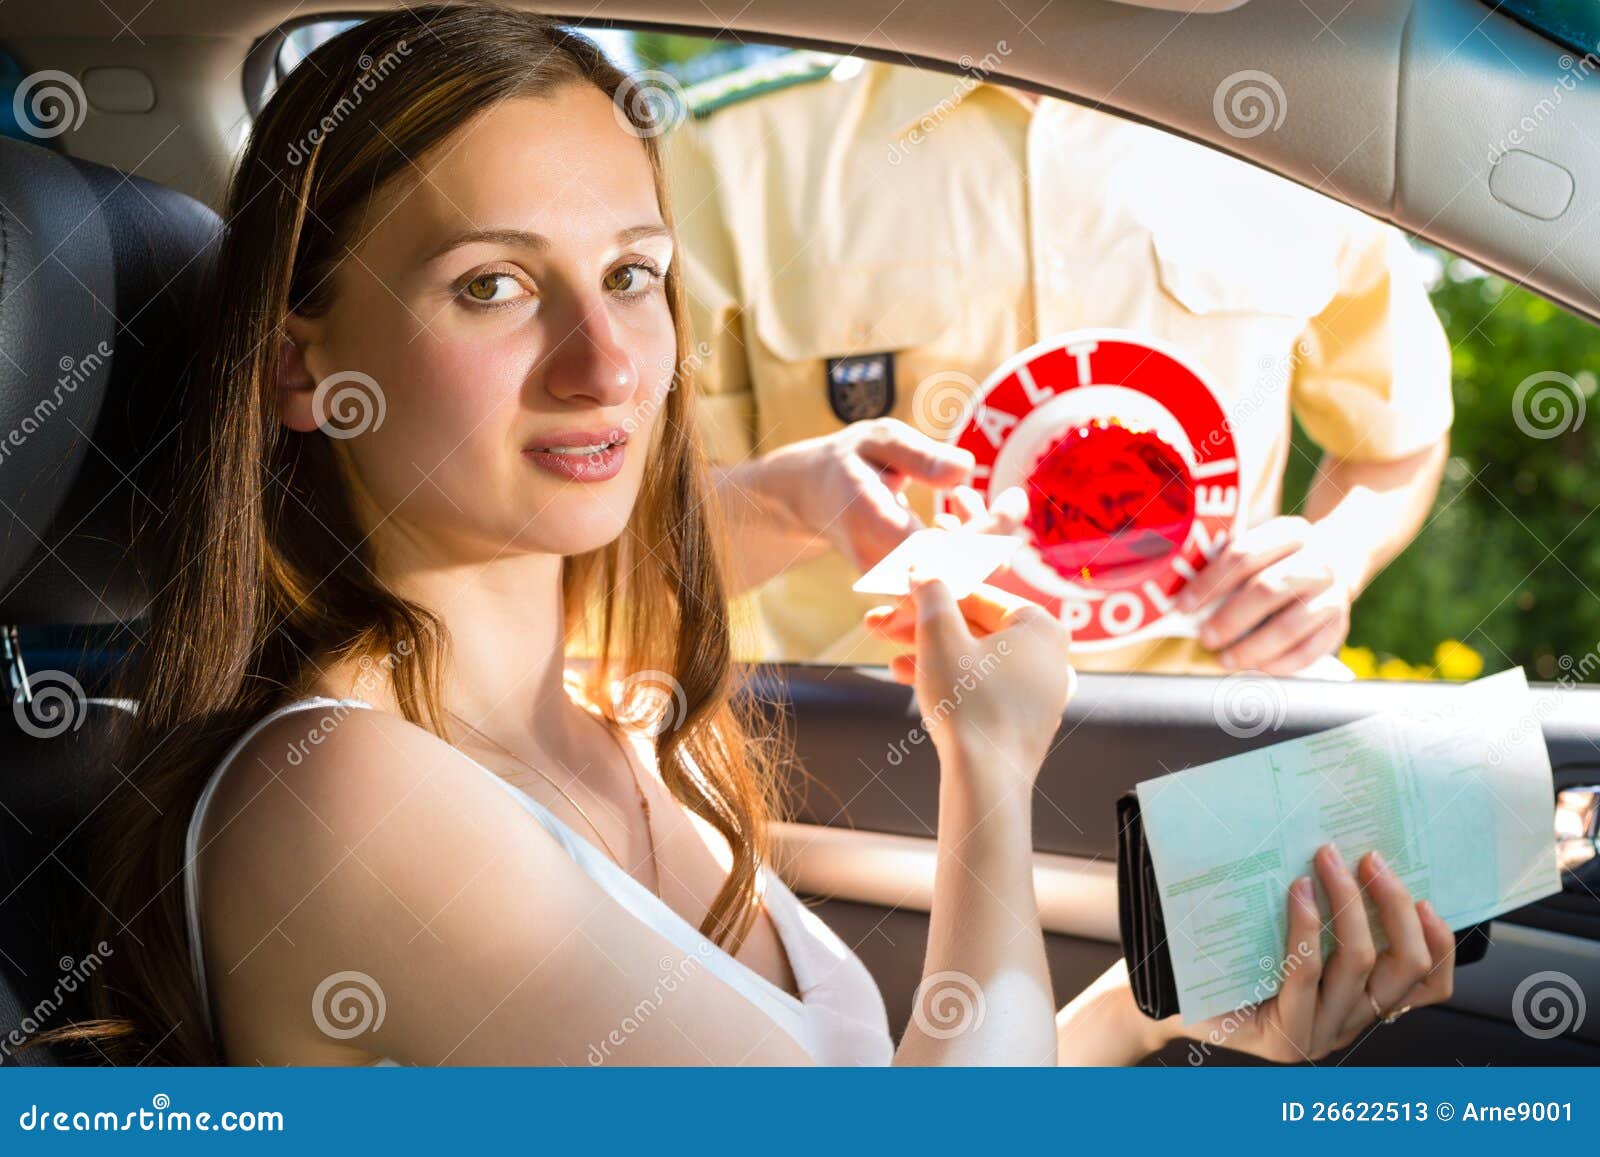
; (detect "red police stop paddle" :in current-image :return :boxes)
[937,329,1245,651]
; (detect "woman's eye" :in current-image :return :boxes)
[458,272,528,307]
[603,262,664,296]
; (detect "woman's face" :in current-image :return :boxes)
[281,83,677,562]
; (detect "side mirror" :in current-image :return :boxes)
[1556,785,1599,893]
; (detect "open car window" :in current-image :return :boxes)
[1491,0,1600,57]
[257,21,1599,687]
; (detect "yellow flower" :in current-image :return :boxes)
[1432,639,1484,681]
[1377,656,1424,681]
[1340,645,1377,679]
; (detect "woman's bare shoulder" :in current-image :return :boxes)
[193,701,599,1007]
[191,701,814,1065]
[193,703,574,1055]
[199,702,563,896]
[205,706,462,835]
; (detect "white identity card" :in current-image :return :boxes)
[851,528,1022,600]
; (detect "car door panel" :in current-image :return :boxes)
[750,665,1600,1064]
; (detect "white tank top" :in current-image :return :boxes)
[183,697,893,1066]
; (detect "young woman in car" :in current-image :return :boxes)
[65,3,1456,1066]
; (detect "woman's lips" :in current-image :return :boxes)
[521,431,628,482]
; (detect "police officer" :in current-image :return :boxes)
[664,55,1452,675]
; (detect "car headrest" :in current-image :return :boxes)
[0,135,222,625]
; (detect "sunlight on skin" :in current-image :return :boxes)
[279,87,676,567]
[247,79,1455,1070]
[275,86,676,756]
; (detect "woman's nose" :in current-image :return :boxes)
[538,297,637,407]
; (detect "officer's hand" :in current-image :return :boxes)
[759,417,995,571]
[1176,515,1360,674]
[930,483,1029,540]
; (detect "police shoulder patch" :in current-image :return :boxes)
[684,51,837,120]
[826,353,896,424]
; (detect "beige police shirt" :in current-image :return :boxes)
[664,58,1453,672]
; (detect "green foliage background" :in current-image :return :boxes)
[1283,255,1600,681]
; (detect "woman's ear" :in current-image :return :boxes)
[276,313,324,433]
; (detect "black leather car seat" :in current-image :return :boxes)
[0,133,220,1064]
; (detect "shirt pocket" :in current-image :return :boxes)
[1149,225,1340,321]
[748,261,961,443]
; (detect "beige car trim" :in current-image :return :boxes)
[11,3,1600,323]
[768,820,1122,943]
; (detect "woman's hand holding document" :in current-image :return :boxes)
[1135,667,1561,1025]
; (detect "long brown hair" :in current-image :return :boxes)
[54,2,788,1065]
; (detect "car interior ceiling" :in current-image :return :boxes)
[0,1,1595,323]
